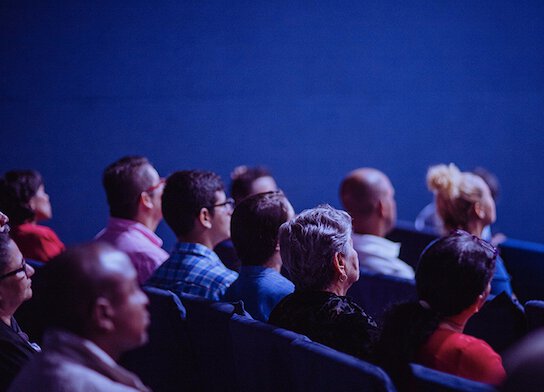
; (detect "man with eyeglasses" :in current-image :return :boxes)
[95,156,169,284]
[146,170,238,301]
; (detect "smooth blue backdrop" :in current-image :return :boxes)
[2,1,543,248]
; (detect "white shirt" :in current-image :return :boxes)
[352,233,415,280]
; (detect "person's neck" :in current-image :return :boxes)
[465,221,484,238]
[132,213,159,232]
[179,233,214,250]
[352,216,386,237]
[89,336,122,362]
[0,312,12,327]
[439,309,474,333]
[323,280,348,297]
[262,253,282,272]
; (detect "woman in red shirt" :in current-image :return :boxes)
[376,229,505,389]
[0,170,64,262]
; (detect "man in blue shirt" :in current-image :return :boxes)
[146,170,238,301]
[224,191,295,321]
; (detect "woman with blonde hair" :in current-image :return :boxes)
[426,163,512,296]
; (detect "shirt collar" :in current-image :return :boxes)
[352,233,401,258]
[174,241,220,261]
[107,217,163,247]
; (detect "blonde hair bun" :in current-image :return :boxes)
[427,163,462,199]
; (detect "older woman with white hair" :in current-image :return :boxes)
[268,205,379,361]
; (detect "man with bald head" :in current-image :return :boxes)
[9,243,150,391]
[340,168,414,279]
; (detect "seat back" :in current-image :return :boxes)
[465,292,526,354]
[410,363,497,392]
[229,314,308,392]
[120,287,198,392]
[498,239,544,303]
[348,272,417,323]
[181,294,241,392]
[288,339,397,392]
[524,300,544,332]
[387,220,438,268]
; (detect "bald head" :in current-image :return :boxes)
[339,168,396,236]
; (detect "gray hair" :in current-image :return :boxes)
[279,204,352,291]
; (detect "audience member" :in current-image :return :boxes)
[224,191,295,321]
[0,170,64,262]
[95,156,168,284]
[146,170,238,301]
[215,165,278,272]
[376,230,505,388]
[426,163,513,297]
[502,328,544,392]
[268,205,379,361]
[340,168,414,279]
[0,232,39,391]
[415,166,504,244]
[8,242,150,392]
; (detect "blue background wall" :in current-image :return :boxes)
[2,1,543,248]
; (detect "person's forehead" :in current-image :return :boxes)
[215,190,227,202]
[143,163,160,180]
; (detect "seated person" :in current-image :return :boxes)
[268,205,379,361]
[340,168,414,279]
[376,230,506,388]
[146,170,238,301]
[426,163,512,296]
[95,156,169,284]
[0,230,39,391]
[8,243,150,392]
[224,191,295,321]
[415,167,504,244]
[215,165,278,272]
[0,170,64,262]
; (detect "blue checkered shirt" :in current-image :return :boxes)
[145,242,238,301]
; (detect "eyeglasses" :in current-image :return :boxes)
[0,258,28,280]
[207,198,235,211]
[144,178,166,194]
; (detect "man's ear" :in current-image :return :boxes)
[92,297,115,333]
[139,192,154,210]
[377,199,386,218]
[198,207,213,229]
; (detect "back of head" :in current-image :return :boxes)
[102,156,155,220]
[376,230,496,387]
[427,163,486,231]
[231,191,292,266]
[339,168,385,216]
[279,204,352,291]
[230,166,275,205]
[162,170,224,237]
[0,170,43,226]
[41,242,125,336]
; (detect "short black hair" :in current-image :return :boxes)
[231,191,291,266]
[102,156,156,219]
[0,170,44,226]
[162,170,224,237]
[230,166,272,205]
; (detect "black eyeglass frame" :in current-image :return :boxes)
[0,258,27,280]
[205,197,235,210]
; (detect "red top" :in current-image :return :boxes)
[11,223,65,262]
[416,328,506,385]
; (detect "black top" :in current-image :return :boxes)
[268,290,380,361]
[0,317,38,391]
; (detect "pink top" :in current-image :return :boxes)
[95,217,169,284]
[417,328,506,385]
